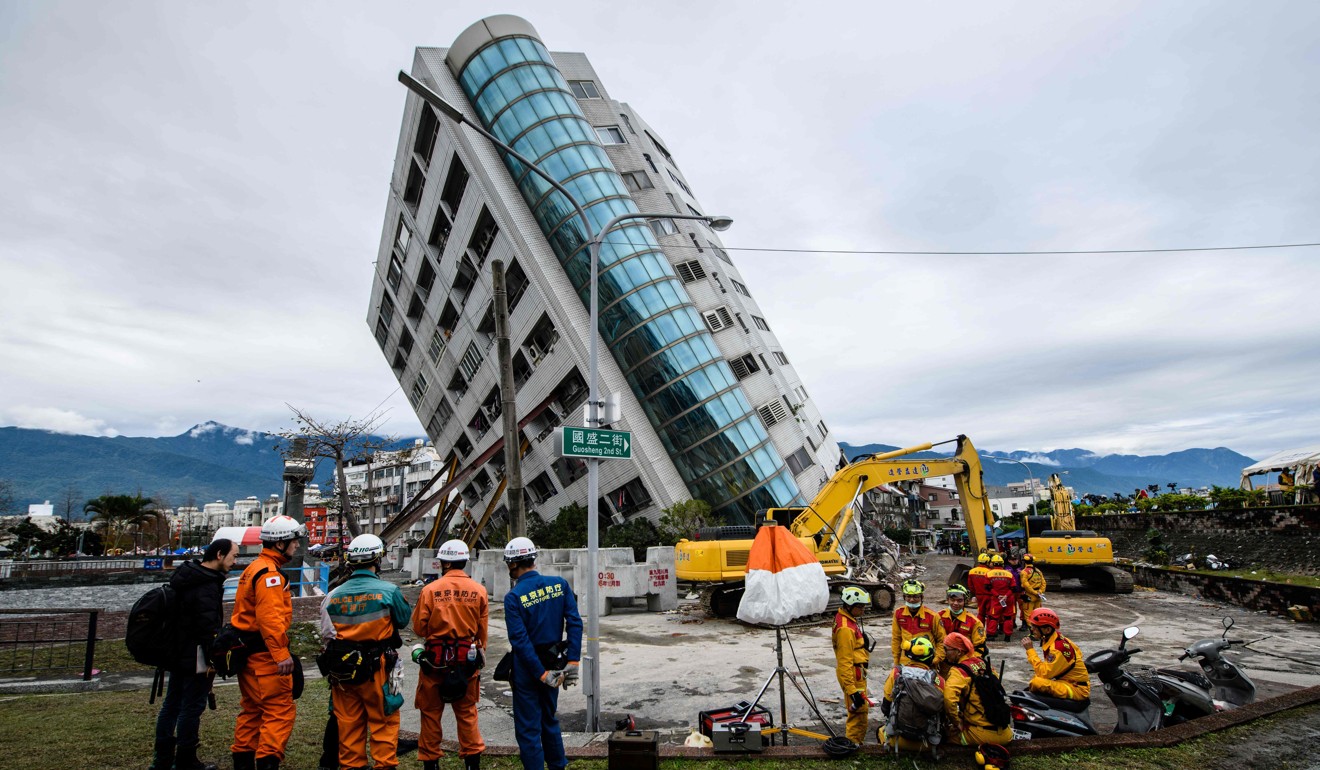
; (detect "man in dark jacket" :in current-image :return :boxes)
[151,539,235,770]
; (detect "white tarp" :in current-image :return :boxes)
[1240,445,1320,481]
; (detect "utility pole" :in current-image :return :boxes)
[492,259,526,536]
[282,437,315,594]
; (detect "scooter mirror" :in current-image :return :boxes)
[1123,626,1140,640]
[1223,616,1234,638]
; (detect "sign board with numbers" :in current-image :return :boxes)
[556,426,632,460]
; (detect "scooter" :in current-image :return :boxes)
[1172,617,1257,708]
[1087,626,1217,732]
[1008,689,1096,738]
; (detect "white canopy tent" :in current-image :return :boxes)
[1240,446,1320,488]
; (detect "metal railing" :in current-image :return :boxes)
[0,608,99,681]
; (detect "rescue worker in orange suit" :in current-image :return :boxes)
[323,534,411,770]
[413,539,488,770]
[832,586,874,745]
[985,554,1018,642]
[1017,554,1046,627]
[1020,608,1091,701]
[967,553,993,623]
[942,633,1013,747]
[936,585,986,679]
[891,579,945,668]
[230,515,303,770]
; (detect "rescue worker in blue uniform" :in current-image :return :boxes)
[502,537,583,770]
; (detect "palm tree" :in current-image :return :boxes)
[84,494,159,552]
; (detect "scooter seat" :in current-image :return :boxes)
[1156,668,1212,691]
[1030,694,1093,713]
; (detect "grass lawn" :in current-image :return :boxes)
[1187,567,1320,588]
[1,679,1316,770]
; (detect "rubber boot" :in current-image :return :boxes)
[464,754,481,770]
[231,751,256,770]
[254,756,280,770]
[147,737,175,770]
[175,743,218,770]
[422,761,439,770]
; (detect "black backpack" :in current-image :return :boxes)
[955,662,1012,730]
[125,584,178,668]
[887,666,945,745]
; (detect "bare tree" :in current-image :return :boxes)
[60,483,83,520]
[276,406,394,541]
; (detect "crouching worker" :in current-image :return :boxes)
[942,633,1013,746]
[503,537,583,770]
[1021,608,1090,702]
[321,534,411,770]
[878,637,946,754]
[413,539,488,770]
[832,586,874,745]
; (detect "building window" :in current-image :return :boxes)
[702,306,734,332]
[403,161,425,213]
[666,169,693,196]
[394,217,411,256]
[595,126,626,145]
[512,350,533,390]
[773,351,789,366]
[818,419,829,437]
[379,295,396,326]
[649,218,677,238]
[729,353,761,381]
[731,279,750,296]
[674,259,707,284]
[427,398,453,437]
[569,80,601,99]
[386,257,403,293]
[458,341,483,380]
[374,318,389,348]
[414,106,439,166]
[527,472,558,505]
[506,260,530,312]
[687,204,703,218]
[440,156,468,216]
[621,170,653,192]
[608,477,653,515]
[794,385,809,401]
[785,446,814,476]
[552,456,588,487]
[416,259,436,300]
[428,204,452,253]
[467,206,499,265]
[523,314,559,363]
[759,399,790,427]
[447,370,468,400]
[665,193,682,214]
[643,153,658,173]
[752,315,770,331]
[409,372,429,405]
[427,328,446,365]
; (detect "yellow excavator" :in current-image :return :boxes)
[675,435,998,618]
[1001,472,1132,592]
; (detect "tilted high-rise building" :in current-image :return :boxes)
[368,15,841,533]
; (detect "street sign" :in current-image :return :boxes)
[557,426,632,460]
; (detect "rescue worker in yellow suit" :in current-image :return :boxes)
[942,632,1013,747]
[323,534,411,770]
[413,539,488,770]
[878,636,945,753]
[1017,554,1046,627]
[936,585,987,680]
[891,579,945,668]
[230,515,303,770]
[1020,608,1091,701]
[832,586,874,745]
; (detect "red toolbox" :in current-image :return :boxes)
[698,700,773,740]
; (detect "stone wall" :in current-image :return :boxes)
[1078,506,1320,574]
[1129,564,1320,617]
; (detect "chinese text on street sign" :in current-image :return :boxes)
[557,426,632,460]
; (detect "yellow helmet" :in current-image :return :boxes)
[990,554,1004,566]
[903,637,936,664]
[977,553,991,565]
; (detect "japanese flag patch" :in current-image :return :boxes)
[265,575,282,588]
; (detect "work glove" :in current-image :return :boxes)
[561,661,580,688]
[849,692,866,712]
[541,668,566,688]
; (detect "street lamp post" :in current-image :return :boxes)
[398,71,732,732]
[1001,458,1039,547]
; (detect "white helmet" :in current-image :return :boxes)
[438,539,470,562]
[260,515,306,543]
[503,536,537,563]
[345,534,385,564]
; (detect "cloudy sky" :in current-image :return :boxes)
[2,1,1317,460]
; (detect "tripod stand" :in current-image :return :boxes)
[740,626,838,746]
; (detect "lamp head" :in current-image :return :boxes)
[706,215,734,231]
[398,71,466,123]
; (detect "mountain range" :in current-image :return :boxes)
[837,442,1255,495]
[0,422,1256,514]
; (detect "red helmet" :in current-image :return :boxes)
[1029,607,1060,631]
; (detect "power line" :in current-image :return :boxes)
[718,241,1320,256]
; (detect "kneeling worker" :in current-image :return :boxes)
[942,633,1013,746]
[832,586,874,744]
[323,534,412,770]
[878,637,945,753]
[1020,608,1090,701]
[413,539,488,770]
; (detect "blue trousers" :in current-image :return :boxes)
[511,669,565,770]
[155,670,210,745]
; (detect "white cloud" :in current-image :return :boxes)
[2,406,120,437]
[233,432,255,446]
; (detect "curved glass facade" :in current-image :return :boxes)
[454,34,802,522]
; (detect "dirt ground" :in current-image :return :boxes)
[504,553,1320,739]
